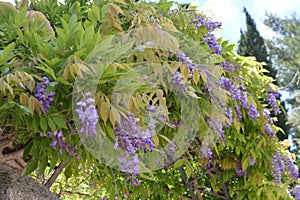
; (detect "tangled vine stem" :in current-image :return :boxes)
[178,167,197,200]
[216,165,231,200]
[44,158,71,189]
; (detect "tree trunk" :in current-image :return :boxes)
[0,164,60,200]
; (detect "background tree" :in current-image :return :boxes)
[264,13,300,165]
[238,8,290,141]
[264,13,300,98]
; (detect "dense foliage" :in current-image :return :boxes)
[0,0,299,199]
[238,8,289,141]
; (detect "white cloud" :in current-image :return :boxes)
[0,0,15,5]
[194,0,300,43]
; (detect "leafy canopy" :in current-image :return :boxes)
[0,0,299,199]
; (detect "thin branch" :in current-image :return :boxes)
[215,165,231,200]
[44,158,70,189]
[188,167,214,185]
[221,183,231,200]
[279,70,299,90]
[178,167,197,200]
[61,190,91,197]
[192,187,227,200]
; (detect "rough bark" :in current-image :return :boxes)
[0,164,60,200]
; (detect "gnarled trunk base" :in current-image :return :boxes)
[0,164,60,200]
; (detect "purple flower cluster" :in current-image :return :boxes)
[234,105,242,122]
[199,144,213,167]
[199,145,212,159]
[219,79,248,109]
[230,86,248,109]
[247,104,259,120]
[266,92,281,115]
[221,61,239,71]
[176,52,199,75]
[203,33,222,54]
[224,107,233,127]
[263,109,273,123]
[118,154,140,186]
[219,76,233,90]
[167,141,176,157]
[286,155,299,181]
[219,77,260,120]
[35,77,55,112]
[114,112,155,154]
[155,23,165,40]
[207,118,225,142]
[114,111,155,186]
[75,92,99,137]
[171,51,202,91]
[44,131,75,155]
[240,90,248,109]
[271,150,285,183]
[190,15,222,54]
[236,159,246,177]
[264,124,275,138]
[249,153,256,166]
[292,185,300,200]
[172,71,186,91]
[190,15,221,31]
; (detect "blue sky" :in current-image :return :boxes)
[184,0,300,44]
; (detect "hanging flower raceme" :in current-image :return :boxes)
[224,107,233,127]
[118,154,141,186]
[286,155,299,181]
[75,92,99,137]
[203,33,222,54]
[114,111,155,186]
[266,91,281,115]
[190,15,221,32]
[271,150,285,183]
[292,185,300,200]
[114,112,155,153]
[176,52,199,75]
[41,131,75,155]
[171,71,187,91]
[264,124,275,138]
[34,76,55,112]
[190,14,222,54]
[221,61,240,71]
[248,104,259,120]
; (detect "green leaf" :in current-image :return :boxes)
[174,158,185,168]
[185,164,192,179]
[38,155,48,175]
[35,64,56,80]
[0,42,16,69]
[85,35,114,63]
[33,116,39,132]
[52,115,68,129]
[40,117,48,132]
[48,117,56,131]
[46,81,58,94]
[64,165,72,180]
[22,158,38,176]
[23,140,33,160]
[49,151,59,170]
